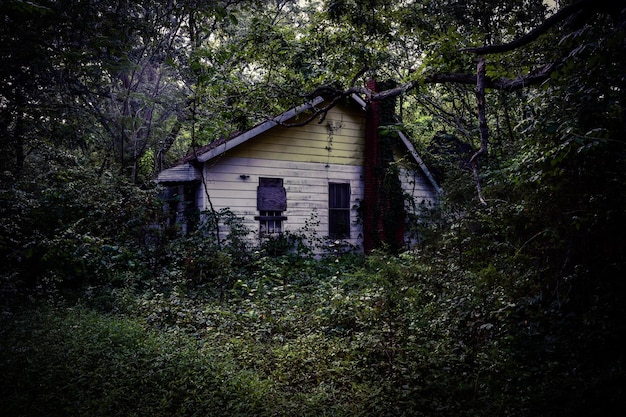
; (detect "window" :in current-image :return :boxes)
[329,182,350,238]
[162,183,199,233]
[258,210,285,234]
[255,178,287,236]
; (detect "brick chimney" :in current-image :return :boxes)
[363,79,383,252]
[363,78,406,253]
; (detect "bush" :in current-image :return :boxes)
[0,307,233,417]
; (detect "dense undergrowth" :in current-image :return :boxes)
[1,245,623,417]
[1,252,513,416]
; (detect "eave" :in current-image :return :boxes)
[397,131,442,194]
[156,162,202,184]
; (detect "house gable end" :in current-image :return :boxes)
[221,102,366,166]
[191,94,440,192]
[196,96,326,163]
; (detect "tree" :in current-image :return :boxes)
[0,0,253,184]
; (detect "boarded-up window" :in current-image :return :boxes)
[257,177,287,211]
[329,182,350,238]
[256,178,287,235]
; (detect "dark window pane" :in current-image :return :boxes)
[329,183,350,238]
[259,178,283,187]
[329,210,350,238]
[329,183,350,208]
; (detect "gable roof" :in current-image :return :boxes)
[158,93,441,193]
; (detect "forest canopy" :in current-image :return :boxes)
[1,0,625,416]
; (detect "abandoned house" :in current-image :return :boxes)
[156,81,441,253]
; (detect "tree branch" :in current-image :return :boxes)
[307,58,559,111]
[461,0,593,55]
[425,61,559,91]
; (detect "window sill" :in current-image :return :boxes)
[255,215,288,221]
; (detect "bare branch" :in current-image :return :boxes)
[305,62,559,116]
[415,94,472,138]
[280,93,348,127]
[349,67,370,87]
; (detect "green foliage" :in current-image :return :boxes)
[0,154,160,297]
[6,248,616,417]
[161,207,253,298]
[0,307,239,416]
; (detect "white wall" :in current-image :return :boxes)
[199,156,365,249]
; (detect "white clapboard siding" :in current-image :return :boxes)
[199,156,364,248]
[398,166,437,207]
[392,143,438,207]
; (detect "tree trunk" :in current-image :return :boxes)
[471,56,489,205]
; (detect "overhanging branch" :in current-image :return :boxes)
[471,56,489,205]
[425,61,559,91]
[306,60,559,108]
[461,0,593,55]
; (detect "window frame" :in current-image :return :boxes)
[255,177,287,236]
[328,182,351,239]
